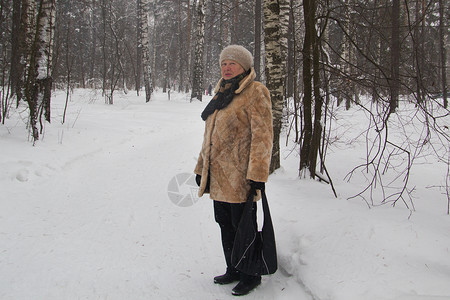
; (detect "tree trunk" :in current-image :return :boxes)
[89,0,97,87]
[10,0,22,100]
[139,0,152,102]
[308,0,322,179]
[136,0,142,96]
[62,1,74,124]
[299,0,313,172]
[204,0,214,87]
[341,0,352,109]
[0,0,10,123]
[185,0,191,93]
[264,0,281,173]
[264,0,289,173]
[438,0,447,108]
[390,0,400,113]
[190,0,205,102]
[177,0,184,92]
[231,0,239,44]
[25,0,55,143]
[13,0,36,106]
[254,0,261,80]
[370,0,380,103]
[220,0,231,46]
[278,0,289,72]
[413,0,424,104]
[286,1,294,98]
[100,0,107,99]
[150,1,156,92]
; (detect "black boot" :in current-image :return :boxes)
[214,268,240,285]
[231,276,261,296]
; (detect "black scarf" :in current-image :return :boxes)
[201,69,250,121]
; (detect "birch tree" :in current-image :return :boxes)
[185,0,192,92]
[340,0,354,109]
[136,0,142,96]
[190,0,205,102]
[177,0,184,92]
[264,0,289,173]
[138,0,152,102]
[25,0,56,143]
[88,0,97,86]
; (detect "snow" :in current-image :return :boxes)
[1,89,449,300]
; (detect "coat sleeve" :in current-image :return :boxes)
[194,151,203,175]
[246,84,273,182]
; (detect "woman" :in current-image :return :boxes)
[194,45,273,296]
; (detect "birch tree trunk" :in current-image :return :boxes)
[138,0,153,102]
[308,0,323,178]
[177,0,184,92]
[25,0,55,143]
[278,0,289,74]
[150,1,156,92]
[340,0,353,109]
[185,0,192,92]
[286,1,294,98]
[190,0,205,102]
[264,0,289,173]
[136,0,142,96]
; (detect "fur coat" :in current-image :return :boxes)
[194,68,273,203]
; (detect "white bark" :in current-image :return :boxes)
[26,0,56,142]
[264,0,289,172]
[190,0,205,102]
[139,0,153,102]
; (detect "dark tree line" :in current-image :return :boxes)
[1,1,446,111]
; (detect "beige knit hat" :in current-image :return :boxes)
[219,45,254,71]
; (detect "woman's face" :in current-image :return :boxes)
[221,60,245,80]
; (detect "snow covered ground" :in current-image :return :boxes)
[1,89,449,300]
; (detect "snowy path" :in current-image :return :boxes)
[1,92,310,300]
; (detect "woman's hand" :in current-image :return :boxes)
[249,180,265,194]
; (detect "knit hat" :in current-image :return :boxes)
[219,45,254,71]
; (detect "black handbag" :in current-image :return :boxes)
[231,187,277,276]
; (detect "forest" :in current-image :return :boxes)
[0,0,449,208]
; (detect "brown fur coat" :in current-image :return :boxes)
[194,68,273,203]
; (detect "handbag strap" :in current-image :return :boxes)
[260,188,273,229]
[246,187,273,229]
